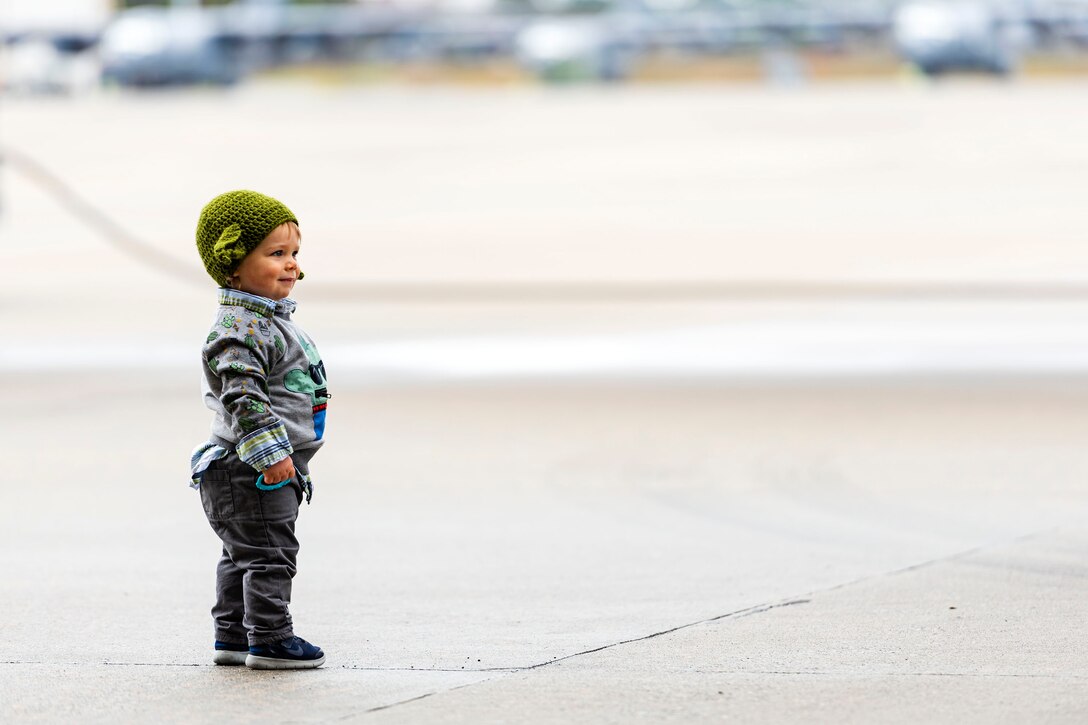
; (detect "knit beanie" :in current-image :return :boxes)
[196,190,301,287]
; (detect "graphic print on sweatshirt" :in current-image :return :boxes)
[283,331,329,439]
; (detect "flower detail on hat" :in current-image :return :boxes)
[213,223,247,267]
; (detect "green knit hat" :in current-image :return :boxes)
[195,190,300,287]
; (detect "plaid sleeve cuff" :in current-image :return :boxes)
[236,421,293,472]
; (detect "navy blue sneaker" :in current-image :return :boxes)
[246,636,325,670]
[213,640,249,666]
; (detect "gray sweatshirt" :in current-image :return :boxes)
[201,288,329,472]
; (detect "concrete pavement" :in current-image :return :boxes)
[3,382,1087,722]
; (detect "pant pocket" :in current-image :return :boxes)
[253,479,301,523]
[199,467,235,520]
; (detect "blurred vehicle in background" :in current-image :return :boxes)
[0,0,101,95]
[892,0,1029,76]
[510,0,874,82]
[515,2,651,82]
[100,6,239,86]
[98,2,411,87]
[2,33,100,94]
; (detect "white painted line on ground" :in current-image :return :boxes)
[6,319,1088,380]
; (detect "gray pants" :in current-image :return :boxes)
[198,449,314,646]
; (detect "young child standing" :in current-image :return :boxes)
[190,190,330,670]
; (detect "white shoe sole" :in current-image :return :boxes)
[246,653,326,670]
[213,650,249,666]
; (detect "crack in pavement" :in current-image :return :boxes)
[345,597,817,718]
[3,529,1062,718]
[353,528,1063,717]
[355,677,504,719]
[521,598,814,673]
[338,666,520,673]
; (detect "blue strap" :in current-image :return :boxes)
[255,474,292,491]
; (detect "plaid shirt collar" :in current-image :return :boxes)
[217,288,297,318]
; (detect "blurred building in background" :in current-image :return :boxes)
[5,0,1088,89]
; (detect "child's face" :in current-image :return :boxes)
[229,223,301,300]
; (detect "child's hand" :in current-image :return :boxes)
[262,457,296,485]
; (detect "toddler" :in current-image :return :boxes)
[190,190,330,669]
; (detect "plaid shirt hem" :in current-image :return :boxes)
[237,421,294,472]
[189,442,230,489]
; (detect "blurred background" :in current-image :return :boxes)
[7,0,1088,90]
[5,0,1088,453]
[5,0,1088,385]
[5,4,1088,548]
